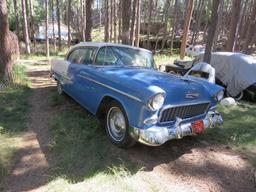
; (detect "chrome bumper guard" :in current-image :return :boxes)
[130,111,223,146]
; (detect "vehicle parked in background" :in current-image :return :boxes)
[165,52,256,102]
[51,42,224,148]
[196,52,256,101]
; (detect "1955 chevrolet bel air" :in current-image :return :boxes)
[51,42,224,147]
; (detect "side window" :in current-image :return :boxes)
[67,50,80,63]
[76,47,97,64]
[95,47,117,66]
[67,47,97,64]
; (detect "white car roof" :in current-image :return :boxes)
[71,42,152,53]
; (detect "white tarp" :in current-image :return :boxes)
[196,52,256,96]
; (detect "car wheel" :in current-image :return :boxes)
[57,81,63,95]
[105,101,136,148]
[227,91,244,101]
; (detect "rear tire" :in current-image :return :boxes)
[57,81,64,95]
[104,101,136,148]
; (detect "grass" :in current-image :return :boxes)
[47,88,256,191]
[154,54,192,66]
[0,65,31,189]
[46,94,142,190]
[197,103,256,165]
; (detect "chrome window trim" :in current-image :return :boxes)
[158,101,211,124]
[78,74,142,103]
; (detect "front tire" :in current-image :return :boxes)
[104,101,136,148]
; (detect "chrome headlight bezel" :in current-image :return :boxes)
[215,90,224,101]
[148,93,165,111]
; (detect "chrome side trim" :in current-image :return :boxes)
[78,74,142,103]
[158,102,210,124]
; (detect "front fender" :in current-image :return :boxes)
[97,93,155,129]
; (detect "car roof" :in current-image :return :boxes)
[71,42,152,53]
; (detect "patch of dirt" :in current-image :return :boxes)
[6,64,56,192]
[5,62,256,192]
[125,139,256,191]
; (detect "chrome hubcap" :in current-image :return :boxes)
[107,107,126,141]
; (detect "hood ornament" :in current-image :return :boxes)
[185,92,200,99]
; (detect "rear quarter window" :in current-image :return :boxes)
[67,47,97,64]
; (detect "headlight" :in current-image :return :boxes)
[215,91,224,101]
[149,93,165,110]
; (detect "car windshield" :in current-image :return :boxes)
[99,46,156,69]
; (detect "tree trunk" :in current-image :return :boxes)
[191,0,205,45]
[0,0,12,80]
[226,0,242,51]
[67,0,71,47]
[242,0,256,53]
[134,0,141,47]
[237,0,249,50]
[110,0,113,42]
[21,0,31,54]
[104,0,109,42]
[155,2,166,51]
[45,0,50,58]
[52,0,56,52]
[170,0,178,55]
[85,0,93,41]
[118,0,122,43]
[146,0,153,49]
[81,0,86,41]
[212,0,224,51]
[180,0,194,60]
[13,0,20,42]
[98,0,102,32]
[29,0,35,48]
[56,0,62,50]
[130,0,137,46]
[161,0,171,50]
[121,0,131,45]
[113,0,117,43]
[203,0,221,63]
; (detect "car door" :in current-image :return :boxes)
[68,47,103,113]
[77,46,119,113]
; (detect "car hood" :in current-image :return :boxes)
[94,66,219,105]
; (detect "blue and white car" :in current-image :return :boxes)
[51,42,224,147]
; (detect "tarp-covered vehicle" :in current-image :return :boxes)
[196,52,256,101]
[165,52,256,101]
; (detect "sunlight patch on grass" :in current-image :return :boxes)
[45,165,157,192]
[0,134,22,188]
[0,65,31,189]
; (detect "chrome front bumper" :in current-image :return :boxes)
[130,111,223,146]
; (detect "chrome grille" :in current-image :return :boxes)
[160,102,210,123]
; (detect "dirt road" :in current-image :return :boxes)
[5,64,256,192]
